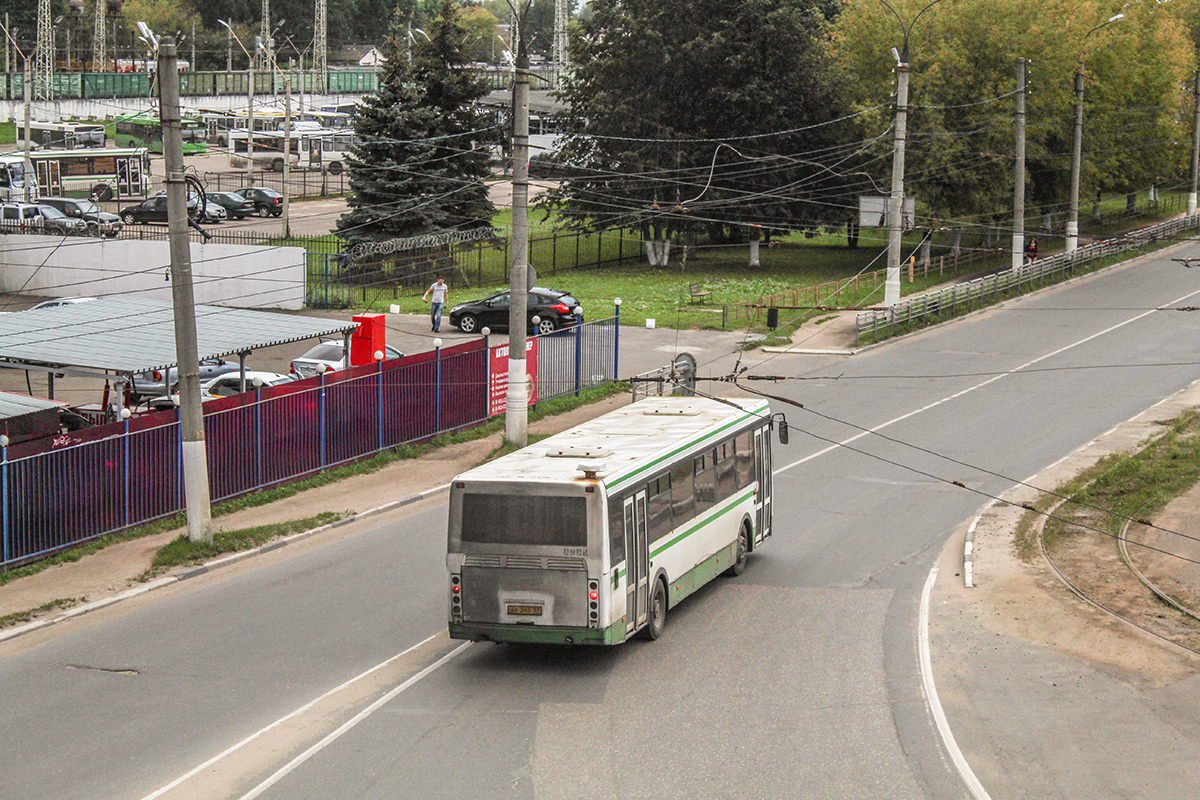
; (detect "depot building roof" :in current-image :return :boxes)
[0,391,66,421]
[0,296,359,376]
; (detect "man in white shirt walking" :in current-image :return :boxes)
[423,275,449,332]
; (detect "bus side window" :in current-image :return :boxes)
[608,497,625,564]
[646,475,672,541]
[716,441,737,500]
[694,450,717,514]
[670,461,694,526]
[735,431,755,486]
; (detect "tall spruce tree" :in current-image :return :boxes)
[337,0,495,245]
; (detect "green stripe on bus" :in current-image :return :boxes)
[607,406,767,489]
[650,486,756,559]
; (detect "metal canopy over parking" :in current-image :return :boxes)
[0,296,359,384]
[0,391,66,420]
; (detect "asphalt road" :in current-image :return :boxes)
[3,243,1200,798]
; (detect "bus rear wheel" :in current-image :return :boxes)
[725,524,750,577]
[642,579,667,640]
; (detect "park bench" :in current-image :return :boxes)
[688,282,712,304]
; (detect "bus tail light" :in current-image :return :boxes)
[450,574,462,619]
[588,579,599,628]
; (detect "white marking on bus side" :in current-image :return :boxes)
[920,565,993,800]
[138,633,454,800]
[236,642,471,800]
[772,285,1200,478]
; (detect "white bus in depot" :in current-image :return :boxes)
[446,395,786,645]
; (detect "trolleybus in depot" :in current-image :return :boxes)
[21,148,150,201]
[0,155,32,200]
[19,121,107,150]
[114,113,207,155]
[446,395,785,645]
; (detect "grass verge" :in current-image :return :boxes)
[147,512,346,573]
[0,597,84,629]
[0,381,628,587]
[1029,411,1200,559]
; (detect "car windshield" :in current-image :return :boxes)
[76,200,100,214]
[300,343,343,361]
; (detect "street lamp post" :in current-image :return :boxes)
[218,20,256,187]
[876,0,949,307]
[1067,13,1124,254]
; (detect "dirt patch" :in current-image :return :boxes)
[963,381,1200,687]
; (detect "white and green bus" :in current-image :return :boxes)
[447,396,783,645]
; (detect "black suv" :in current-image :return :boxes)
[37,196,122,238]
[235,187,284,217]
[449,287,582,335]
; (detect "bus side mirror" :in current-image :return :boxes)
[772,413,789,445]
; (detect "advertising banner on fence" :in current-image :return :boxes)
[489,338,538,416]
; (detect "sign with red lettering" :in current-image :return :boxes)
[489,338,538,416]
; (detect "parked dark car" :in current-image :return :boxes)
[235,187,285,217]
[37,196,123,238]
[206,191,256,220]
[120,195,225,225]
[449,287,582,335]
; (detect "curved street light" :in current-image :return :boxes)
[1066,13,1125,253]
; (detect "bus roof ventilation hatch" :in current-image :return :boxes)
[545,445,614,458]
[642,406,701,416]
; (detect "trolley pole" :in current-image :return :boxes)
[505,21,530,447]
[159,37,213,543]
[1012,57,1026,269]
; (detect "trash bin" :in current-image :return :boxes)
[766,307,779,329]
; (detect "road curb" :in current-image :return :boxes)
[0,482,453,645]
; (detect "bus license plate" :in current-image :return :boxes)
[507,604,543,616]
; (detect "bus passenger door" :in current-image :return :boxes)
[754,428,772,543]
[623,491,649,636]
[35,161,61,197]
[116,158,135,199]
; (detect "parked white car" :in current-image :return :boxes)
[289,340,404,379]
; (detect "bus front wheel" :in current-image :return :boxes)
[643,579,667,640]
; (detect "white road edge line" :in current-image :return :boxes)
[920,565,992,800]
[138,632,450,800]
[237,642,471,800]
[771,283,1200,478]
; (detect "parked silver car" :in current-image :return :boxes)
[289,340,404,379]
[130,358,239,400]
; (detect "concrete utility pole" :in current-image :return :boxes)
[158,36,213,544]
[1190,65,1200,216]
[506,16,531,447]
[1012,57,1027,269]
[247,50,255,186]
[282,74,291,236]
[23,60,32,202]
[885,54,910,306]
[1066,66,1084,253]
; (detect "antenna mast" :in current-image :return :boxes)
[314,0,327,93]
[34,0,53,100]
[552,0,568,88]
[92,0,107,71]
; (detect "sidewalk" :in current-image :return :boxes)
[929,381,1200,798]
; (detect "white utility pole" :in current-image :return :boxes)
[1190,65,1200,216]
[1012,57,1027,269]
[552,0,568,88]
[885,54,910,307]
[159,36,213,544]
[506,12,531,447]
[1066,65,1084,253]
[282,74,291,236]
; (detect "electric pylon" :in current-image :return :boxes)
[92,0,107,71]
[33,0,53,100]
[314,0,327,93]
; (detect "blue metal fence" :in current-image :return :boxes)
[0,315,619,568]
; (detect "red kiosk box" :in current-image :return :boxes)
[350,313,387,367]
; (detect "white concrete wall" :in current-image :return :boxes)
[0,234,306,310]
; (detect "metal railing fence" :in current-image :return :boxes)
[854,214,1200,344]
[0,315,618,568]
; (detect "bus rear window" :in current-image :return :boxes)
[461,494,587,547]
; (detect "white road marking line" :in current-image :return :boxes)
[772,284,1200,477]
[138,632,449,800]
[920,565,992,800]
[237,642,471,800]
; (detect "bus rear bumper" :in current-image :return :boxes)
[449,621,621,646]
